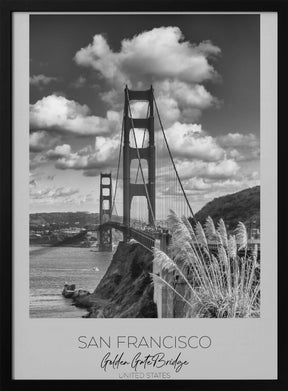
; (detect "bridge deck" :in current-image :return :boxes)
[99,221,260,258]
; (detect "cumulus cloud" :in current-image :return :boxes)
[176,159,240,181]
[217,132,260,161]
[217,132,258,148]
[49,136,119,172]
[46,144,72,159]
[129,101,150,118]
[155,80,218,123]
[30,74,59,88]
[29,27,260,212]
[30,95,121,136]
[163,122,224,162]
[78,193,95,204]
[184,177,212,191]
[29,153,48,170]
[29,131,60,152]
[70,75,87,88]
[75,27,220,86]
[74,27,220,124]
[185,179,259,204]
[30,186,79,200]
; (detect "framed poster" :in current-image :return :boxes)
[0,0,286,389]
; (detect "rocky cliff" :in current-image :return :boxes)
[74,241,157,318]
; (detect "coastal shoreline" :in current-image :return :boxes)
[64,241,157,318]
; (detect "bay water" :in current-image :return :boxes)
[29,246,111,318]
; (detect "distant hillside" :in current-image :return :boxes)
[194,186,260,231]
[30,211,123,228]
[30,212,99,228]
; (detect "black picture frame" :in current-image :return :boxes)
[0,0,287,390]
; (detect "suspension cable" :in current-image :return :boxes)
[111,116,124,218]
[135,104,150,184]
[152,93,196,222]
[126,89,156,227]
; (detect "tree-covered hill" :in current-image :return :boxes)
[194,186,260,231]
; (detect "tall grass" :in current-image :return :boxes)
[152,211,260,318]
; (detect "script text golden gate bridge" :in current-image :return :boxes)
[98,85,195,252]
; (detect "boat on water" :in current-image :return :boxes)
[62,282,76,298]
[62,282,90,299]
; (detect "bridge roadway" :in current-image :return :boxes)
[99,221,159,251]
[99,220,260,258]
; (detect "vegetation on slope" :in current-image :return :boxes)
[153,211,260,318]
[194,186,260,231]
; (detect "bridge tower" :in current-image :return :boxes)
[123,86,155,239]
[98,173,112,251]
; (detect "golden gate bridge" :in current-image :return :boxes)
[97,85,196,252]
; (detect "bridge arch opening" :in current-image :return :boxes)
[101,176,111,185]
[129,128,149,149]
[130,196,150,226]
[130,159,148,183]
[102,199,110,211]
[129,101,149,119]
[102,187,110,196]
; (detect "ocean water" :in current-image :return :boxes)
[29,246,111,318]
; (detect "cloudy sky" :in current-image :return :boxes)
[29,14,260,216]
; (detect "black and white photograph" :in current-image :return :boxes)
[29,14,261,319]
[1,4,280,381]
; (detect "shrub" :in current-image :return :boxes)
[152,211,260,318]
